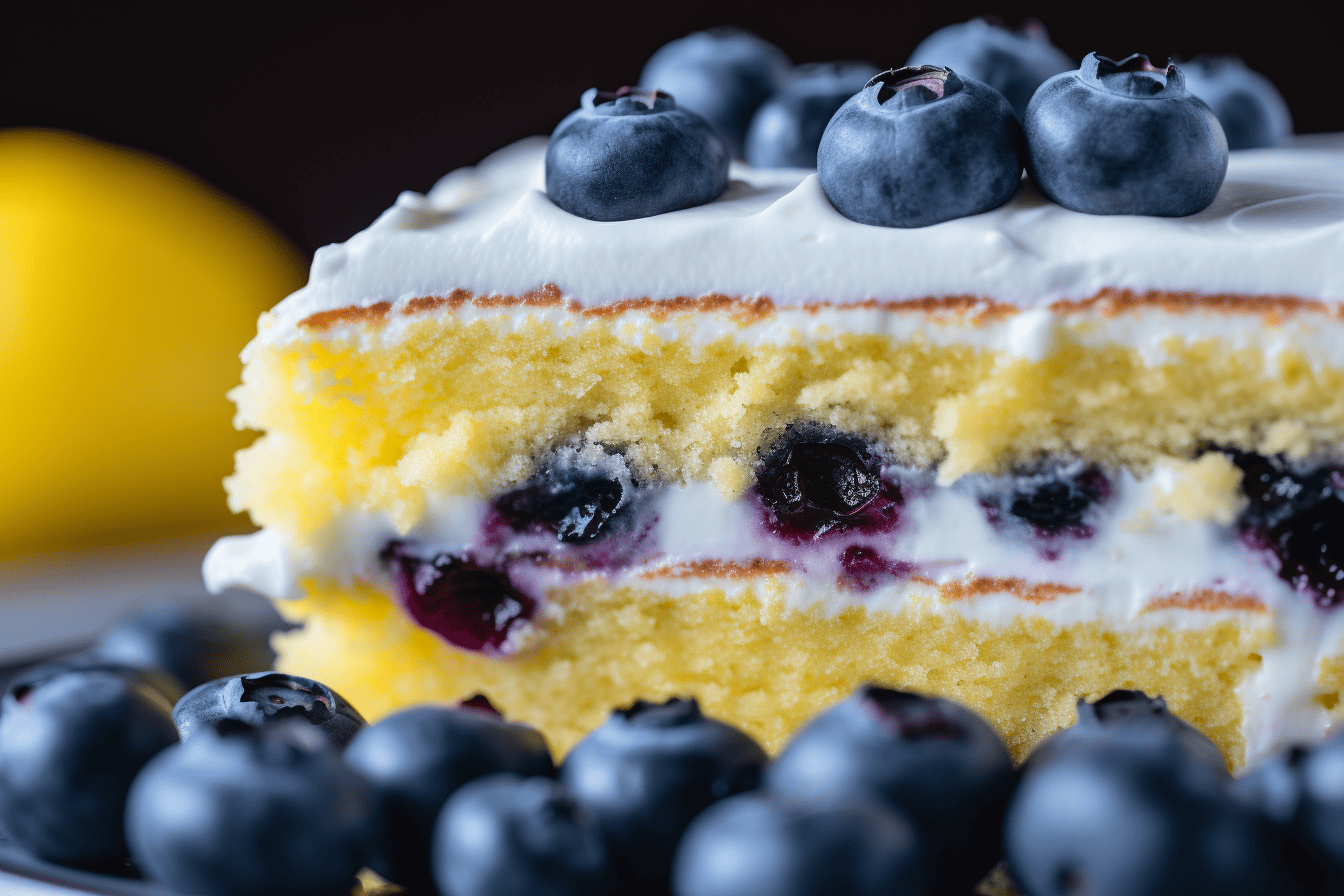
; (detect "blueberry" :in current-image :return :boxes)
[126,719,375,896]
[344,702,555,891]
[818,66,1025,228]
[1027,690,1228,775]
[432,774,610,896]
[992,463,1111,537]
[1230,452,1344,608]
[1179,56,1293,150]
[559,697,767,894]
[672,793,927,896]
[495,463,627,544]
[172,671,365,749]
[0,666,178,865]
[1004,722,1288,896]
[755,428,901,540]
[545,87,729,222]
[97,597,281,690]
[1025,53,1229,216]
[638,27,791,159]
[744,61,878,169]
[382,543,538,653]
[906,18,1073,120]
[1232,746,1323,893]
[765,685,1014,893]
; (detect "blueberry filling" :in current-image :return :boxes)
[494,467,626,544]
[1007,465,1110,536]
[755,430,902,540]
[1230,451,1344,608]
[837,545,913,593]
[382,543,537,653]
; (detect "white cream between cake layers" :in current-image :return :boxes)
[207,134,1344,764]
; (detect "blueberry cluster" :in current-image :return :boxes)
[7,647,1344,895]
[547,22,1291,225]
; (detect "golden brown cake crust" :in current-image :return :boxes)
[295,284,1338,333]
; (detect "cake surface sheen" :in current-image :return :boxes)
[207,133,1344,768]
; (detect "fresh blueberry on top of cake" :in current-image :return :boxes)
[744,61,879,169]
[766,686,1014,893]
[672,792,928,896]
[638,27,791,159]
[545,86,729,222]
[382,544,539,654]
[1179,56,1293,150]
[905,17,1073,120]
[1025,53,1229,216]
[817,65,1026,227]
[754,427,901,541]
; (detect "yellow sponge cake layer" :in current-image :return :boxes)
[274,573,1271,765]
[227,297,1344,540]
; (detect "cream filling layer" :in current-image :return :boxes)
[254,135,1344,348]
[205,467,1342,763]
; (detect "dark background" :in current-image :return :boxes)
[3,2,1340,255]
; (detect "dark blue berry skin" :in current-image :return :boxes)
[432,774,610,896]
[0,666,178,865]
[766,686,1014,893]
[1028,690,1228,775]
[97,599,280,690]
[638,28,791,159]
[1005,724,1289,896]
[818,66,1025,228]
[745,62,879,169]
[755,428,902,541]
[559,697,767,895]
[1179,56,1293,150]
[126,720,375,896]
[1229,451,1344,608]
[344,701,555,891]
[672,793,927,896]
[906,18,1073,121]
[172,671,365,749]
[495,466,626,544]
[1025,53,1229,216]
[545,87,729,222]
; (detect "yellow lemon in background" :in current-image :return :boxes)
[0,129,306,556]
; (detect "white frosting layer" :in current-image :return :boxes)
[205,468,1342,763]
[256,133,1344,345]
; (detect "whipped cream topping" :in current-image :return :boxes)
[206,467,1341,763]
[255,133,1344,345]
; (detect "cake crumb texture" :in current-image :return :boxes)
[227,309,1344,539]
[274,576,1269,767]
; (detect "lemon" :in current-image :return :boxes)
[0,129,306,555]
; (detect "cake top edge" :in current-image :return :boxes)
[259,134,1344,343]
